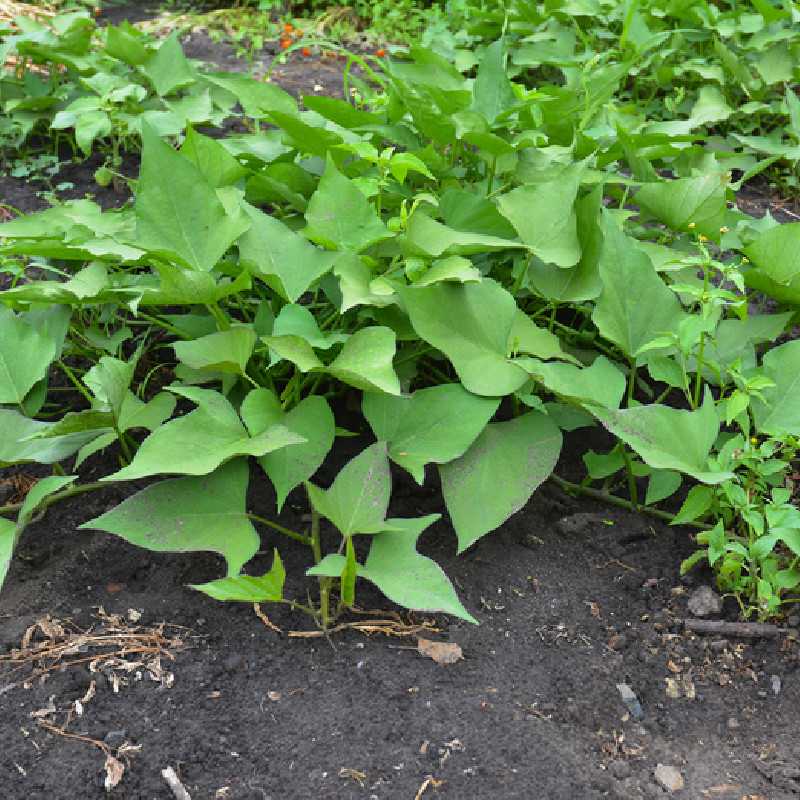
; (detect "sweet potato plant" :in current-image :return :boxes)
[2,5,800,626]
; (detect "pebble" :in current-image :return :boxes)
[609,759,632,780]
[616,683,644,720]
[654,764,685,793]
[709,639,729,653]
[727,717,740,730]
[787,614,800,627]
[555,512,607,537]
[608,633,629,651]
[687,585,723,618]
[770,675,782,695]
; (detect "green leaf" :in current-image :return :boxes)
[204,72,298,119]
[401,212,523,259]
[414,256,481,286]
[363,384,499,483]
[364,515,476,622]
[238,204,338,302]
[191,549,285,601]
[0,517,15,591]
[401,279,528,396]
[304,157,390,253]
[306,442,391,536]
[689,86,733,128]
[440,412,562,552]
[105,386,304,480]
[262,334,324,372]
[744,222,800,286]
[0,308,57,404]
[589,391,732,484]
[645,470,682,505]
[496,163,584,266]
[135,123,250,271]
[271,303,347,350]
[471,39,516,125]
[0,409,96,464]
[671,485,714,525]
[241,389,335,511]
[509,311,578,364]
[173,325,256,376]
[591,212,686,360]
[140,32,195,96]
[520,356,626,409]
[341,535,358,607]
[83,352,138,420]
[83,459,258,576]
[180,127,249,188]
[751,340,800,437]
[636,175,727,240]
[327,327,401,395]
[105,23,149,65]
[526,185,604,302]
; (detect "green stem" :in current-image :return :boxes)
[309,505,332,629]
[692,332,706,410]
[247,513,312,547]
[57,361,94,405]
[621,447,639,509]
[549,473,711,530]
[0,480,108,518]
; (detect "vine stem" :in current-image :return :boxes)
[246,513,312,547]
[0,480,108,518]
[548,473,711,530]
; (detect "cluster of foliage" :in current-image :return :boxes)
[426,0,800,191]
[1,4,800,627]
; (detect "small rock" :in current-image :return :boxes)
[609,760,632,780]
[654,764,684,793]
[608,633,629,651]
[687,586,723,618]
[727,717,740,730]
[709,639,729,653]
[770,675,782,695]
[787,614,800,628]
[616,683,644,720]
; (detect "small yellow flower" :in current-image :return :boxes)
[742,256,749,264]
[688,222,696,229]
[719,226,730,234]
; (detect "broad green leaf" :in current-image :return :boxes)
[0,308,57,404]
[332,253,398,312]
[589,392,732,484]
[364,515,476,622]
[17,475,76,529]
[180,127,248,188]
[105,23,149,65]
[241,389,335,511]
[496,163,584,266]
[751,340,800,437]
[83,459,258,576]
[26,410,113,439]
[671,485,714,525]
[268,110,343,157]
[305,441,391,536]
[756,44,793,85]
[327,327,401,395]
[401,212,523,258]
[526,185,604,302]
[83,352,139,419]
[238,204,338,302]
[73,110,112,157]
[105,386,304,480]
[140,32,195,96]
[135,123,249,271]
[744,222,800,286]
[636,175,727,240]
[414,256,481,286]
[204,72,298,118]
[271,303,347,349]
[645,470,682,505]
[471,39,516,125]
[363,384,499,483]
[262,335,323,372]
[591,212,686,359]
[689,86,733,127]
[509,311,578,364]
[401,279,528,396]
[304,157,390,253]
[191,549,285,601]
[520,356,626,409]
[440,412,562,551]
[173,325,256,376]
[0,409,97,465]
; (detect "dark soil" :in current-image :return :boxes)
[2,428,800,800]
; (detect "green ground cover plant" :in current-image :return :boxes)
[1,4,800,627]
